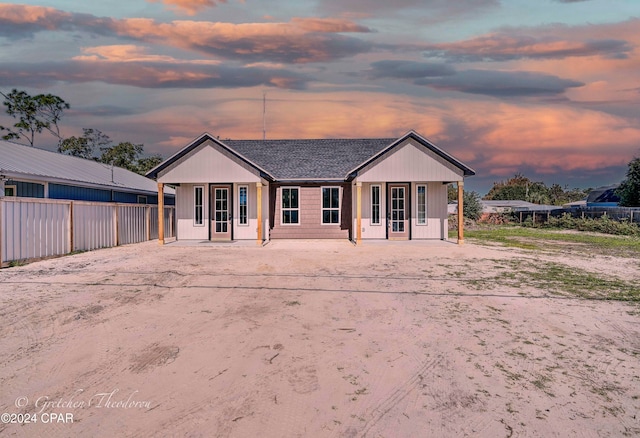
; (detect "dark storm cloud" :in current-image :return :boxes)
[0,61,312,90]
[367,60,456,79]
[317,0,499,21]
[417,69,584,97]
[366,61,584,97]
[186,33,373,64]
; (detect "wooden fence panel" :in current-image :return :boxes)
[0,198,70,263]
[73,202,117,251]
[1,198,175,266]
[118,204,148,245]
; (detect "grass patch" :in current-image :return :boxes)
[7,259,28,268]
[452,226,640,258]
[463,258,640,301]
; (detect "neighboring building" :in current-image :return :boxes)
[449,200,558,217]
[0,140,174,204]
[480,200,557,213]
[562,200,587,209]
[147,130,474,242]
[586,185,620,207]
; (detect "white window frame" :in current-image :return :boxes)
[281,187,300,225]
[194,185,204,227]
[417,184,427,225]
[4,185,17,197]
[238,185,249,226]
[370,184,381,225]
[321,186,340,225]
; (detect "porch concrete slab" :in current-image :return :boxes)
[165,238,458,249]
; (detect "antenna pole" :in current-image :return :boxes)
[262,91,266,141]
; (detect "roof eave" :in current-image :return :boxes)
[274,178,347,184]
[4,170,174,195]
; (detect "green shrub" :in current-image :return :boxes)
[525,213,639,236]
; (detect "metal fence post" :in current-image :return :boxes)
[146,205,151,241]
[115,204,120,246]
[0,199,3,268]
[69,201,74,253]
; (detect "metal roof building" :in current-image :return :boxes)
[0,140,174,204]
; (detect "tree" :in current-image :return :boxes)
[617,157,640,207]
[0,89,69,146]
[58,135,91,159]
[463,190,482,220]
[136,155,164,174]
[99,141,144,172]
[58,128,112,159]
[448,184,482,220]
[484,173,550,204]
[98,141,163,175]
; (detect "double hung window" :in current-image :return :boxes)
[282,187,299,224]
[322,187,340,224]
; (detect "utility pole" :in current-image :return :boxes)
[262,91,267,142]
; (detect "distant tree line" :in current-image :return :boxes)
[1,89,162,175]
[482,174,589,206]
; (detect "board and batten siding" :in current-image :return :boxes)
[175,182,269,241]
[356,182,387,239]
[355,182,448,240]
[269,184,351,239]
[233,183,269,241]
[157,141,261,184]
[176,184,209,240]
[410,182,448,239]
[357,140,464,183]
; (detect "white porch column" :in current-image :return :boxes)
[256,182,263,245]
[457,180,464,245]
[158,182,165,245]
[356,181,362,244]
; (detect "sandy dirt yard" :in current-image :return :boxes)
[1,238,640,437]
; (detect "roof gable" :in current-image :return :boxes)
[147,133,271,181]
[157,139,262,183]
[350,131,475,179]
[356,140,465,182]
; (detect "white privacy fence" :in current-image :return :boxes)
[0,198,175,266]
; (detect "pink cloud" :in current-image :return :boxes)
[147,0,231,15]
[0,5,373,63]
[0,3,66,24]
[72,45,220,64]
[422,18,639,62]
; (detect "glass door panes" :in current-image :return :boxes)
[215,188,229,233]
[391,187,405,232]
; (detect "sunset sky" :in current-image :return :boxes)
[1,0,639,194]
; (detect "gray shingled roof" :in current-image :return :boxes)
[147,131,475,181]
[0,140,174,195]
[226,138,394,180]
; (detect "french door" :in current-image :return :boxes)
[388,184,409,240]
[211,186,232,240]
